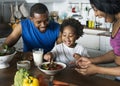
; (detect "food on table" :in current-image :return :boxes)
[0,45,15,56]
[14,68,29,86]
[41,62,63,70]
[53,80,69,86]
[14,68,39,86]
[23,76,39,86]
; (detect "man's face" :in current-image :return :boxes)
[31,12,49,32]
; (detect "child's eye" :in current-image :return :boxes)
[69,33,74,37]
[36,21,41,24]
[62,34,66,37]
[69,35,73,37]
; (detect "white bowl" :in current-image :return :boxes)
[0,51,16,69]
[17,60,31,70]
[38,62,66,75]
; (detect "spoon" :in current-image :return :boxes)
[49,58,54,69]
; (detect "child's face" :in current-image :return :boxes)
[62,26,77,47]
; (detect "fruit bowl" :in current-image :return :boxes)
[38,62,66,75]
[0,47,16,69]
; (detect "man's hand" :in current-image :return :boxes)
[22,52,33,61]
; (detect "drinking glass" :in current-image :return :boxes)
[32,48,44,66]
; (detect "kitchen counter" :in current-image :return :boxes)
[84,28,111,37]
[98,31,111,37]
[84,28,107,35]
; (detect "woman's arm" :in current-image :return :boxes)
[76,63,120,76]
[90,50,115,64]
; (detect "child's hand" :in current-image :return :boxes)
[43,52,53,62]
[76,57,91,69]
[73,53,81,60]
[73,53,91,68]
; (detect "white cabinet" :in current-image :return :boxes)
[76,33,102,57]
[25,0,65,3]
[100,36,112,52]
[76,34,100,50]
[76,31,112,57]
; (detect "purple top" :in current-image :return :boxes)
[110,28,120,56]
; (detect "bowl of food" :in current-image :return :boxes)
[0,47,16,69]
[38,62,66,75]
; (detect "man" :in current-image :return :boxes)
[2,3,61,60]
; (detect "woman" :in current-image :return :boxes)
[75,0,120,81]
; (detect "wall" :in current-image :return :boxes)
[0,0,53,23]
[0,0,111,29]
[53,0,111,29]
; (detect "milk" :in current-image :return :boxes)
[33,48,44,66]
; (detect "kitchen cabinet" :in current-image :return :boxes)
[76,34,100,50]
[25,0,65,3]
[100,36,112,52]
[76,33,105,57]
[76,29,112,57]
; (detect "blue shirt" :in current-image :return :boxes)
[21,19,60,53]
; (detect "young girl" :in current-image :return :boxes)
[44,18,89,65]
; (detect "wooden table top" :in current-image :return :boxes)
[0,52,120,86]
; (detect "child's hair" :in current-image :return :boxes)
[60,18,84,39]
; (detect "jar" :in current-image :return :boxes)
[17,60,30,70]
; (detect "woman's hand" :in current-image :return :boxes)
[75,63,98,75]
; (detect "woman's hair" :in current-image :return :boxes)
[90,0,120,15]
[60,18,84,39]
[30,3,49,17]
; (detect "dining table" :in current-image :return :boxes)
[0,52,120,86]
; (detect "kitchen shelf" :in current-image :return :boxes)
[25,0,65,3]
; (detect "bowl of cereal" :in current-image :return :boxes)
[38,62,66,75]
[0,47,16,69]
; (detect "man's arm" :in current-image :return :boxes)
[2,23,22,47]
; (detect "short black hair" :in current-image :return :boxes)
[90,0,120,15]
[30,3,49,17]
[60,18,84,39]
